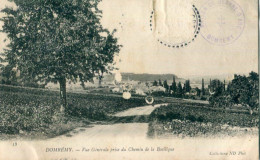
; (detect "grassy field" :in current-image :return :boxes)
[0,84,150,139]
[148,104,259,138]
[1,84,258,139]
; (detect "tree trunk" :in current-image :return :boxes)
[98,76,102,87]
[59,77,67,113]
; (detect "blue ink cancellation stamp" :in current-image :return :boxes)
[200,0,245,45]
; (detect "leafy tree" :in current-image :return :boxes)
[95,30,120,87]
[229,72,259,113]
[0,65,18,85]
[209,72,258,114]
[0,0,121,111]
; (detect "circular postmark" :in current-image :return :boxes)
[150,4,201,48]
[200,0,245,45]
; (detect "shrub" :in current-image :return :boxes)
[197,116,204,122]
[186,115,196,122]
[165,112,182,120]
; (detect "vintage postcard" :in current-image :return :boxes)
[0,0,258,159]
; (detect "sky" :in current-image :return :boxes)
[99,0,258,76]
[0,0,258,77]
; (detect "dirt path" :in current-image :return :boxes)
[53,123,149,142]
[50,104,167,141]
[113,103,168,117]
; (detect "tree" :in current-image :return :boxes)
[229,72,259,113]
[201,78,205,95]
[153,80,158,86]
[163,80,169,92]
[223,80,226,91]
[95,30,120,87]
[184,80,191,93]
[195,87,201,96]
[170,77,177,94]
[208,79,224,96]
[0,0,121,111]
[226,82,231,92]
[176,82,183,97]
[209,72,259,114]
[0,65,18,85]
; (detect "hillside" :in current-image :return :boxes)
[103,73,184,82]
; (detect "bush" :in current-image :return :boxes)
[197,116,204,122]
[166,112,182,120]
[186,115,196,122]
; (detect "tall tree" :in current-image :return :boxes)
[163,80,169,92]
[172,76,175,84]
[0,0,121,111]
[201,78,205,95]
[171,77,177,94]
[184,80,191,93]
[177,82,183,97]
[209,79,224,96]
[223,80,226,91]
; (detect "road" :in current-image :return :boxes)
[52,104,167,141]
[114,103,168,117]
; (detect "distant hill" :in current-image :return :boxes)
[103,73,184,82]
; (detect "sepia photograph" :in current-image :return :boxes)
[0,0,258,159]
